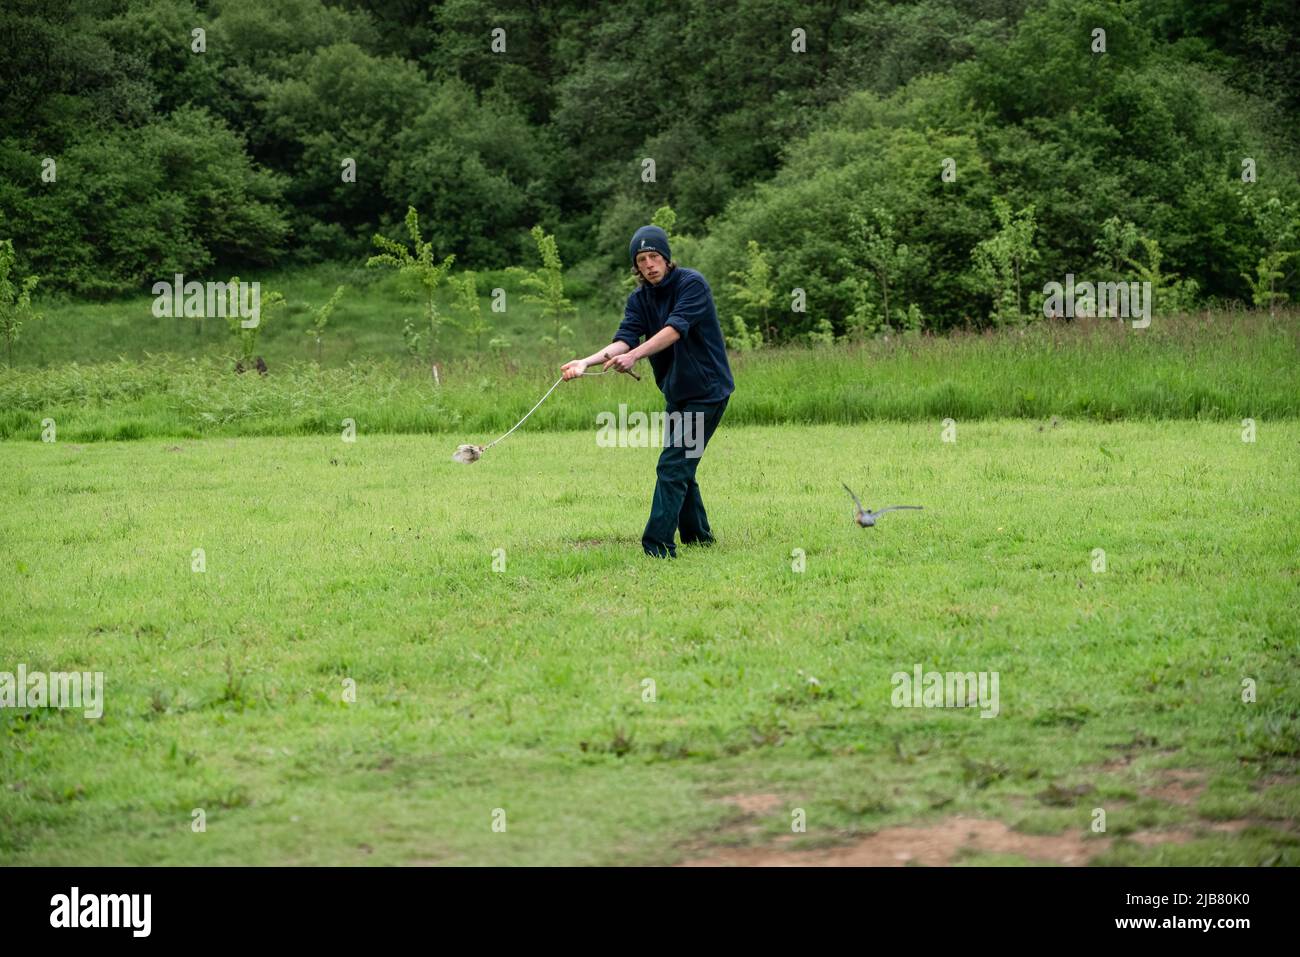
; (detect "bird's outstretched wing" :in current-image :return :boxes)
[871,505,924,515]
[841,482,865,512]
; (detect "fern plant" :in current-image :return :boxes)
[308,285,346,363]
[224,276,286,369]
[449,271,492,353]
[507,225,576,347]
[367,207,455,375]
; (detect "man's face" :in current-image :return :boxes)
[636,250,666,284]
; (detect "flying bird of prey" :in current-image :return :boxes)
[841,483,924,527]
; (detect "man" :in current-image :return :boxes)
[562,225,735,558]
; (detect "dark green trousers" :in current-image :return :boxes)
[642,397,729,558]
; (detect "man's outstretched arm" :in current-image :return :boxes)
[561,340,631,380]
[605,326,679,373]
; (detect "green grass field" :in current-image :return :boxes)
[3,419,1297,865]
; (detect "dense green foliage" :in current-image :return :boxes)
[1,0,1297,331]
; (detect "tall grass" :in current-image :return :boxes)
[2,311,1296,442]
[15,264,616,370]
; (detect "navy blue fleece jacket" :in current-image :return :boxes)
[612,265,735,405]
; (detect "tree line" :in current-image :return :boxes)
[0,0,1296,336]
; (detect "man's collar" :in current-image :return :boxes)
[650,264,681,292]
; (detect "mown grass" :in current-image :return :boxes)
[2,310,1297,442]
[1,421,1297,865]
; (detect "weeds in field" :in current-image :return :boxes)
[506,225,576,349]
[367,207,455,377]
[308,285,347,364]
[0,311,1296,442]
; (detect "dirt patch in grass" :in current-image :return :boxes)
[1249,772,1296,793]
[680,816,1102,867]
[721,793,784,815]
[1143,769,1206,807]
[678,811,1293,867]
